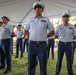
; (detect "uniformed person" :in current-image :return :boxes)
[71,24,76,64]
[0,16,15,74]
[15,25,24,59]
[0,21,5,69]
[47,30,55,59]
[23,36,28,52]
[0,21,3,27]
[55,13,76,75]
[24,2,54,75]
[23,36,38,65]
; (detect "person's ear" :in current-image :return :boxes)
[42,9,44,12]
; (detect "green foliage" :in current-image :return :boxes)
[22,26,24,29]
[70,17,76,22]
[12,25,17,28]
[0,51,76,75]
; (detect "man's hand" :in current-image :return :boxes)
[11,32,16,38]
[47,30,54,37]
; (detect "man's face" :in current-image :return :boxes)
[62,17,69,24]
[34,7,43,16]
[17,26,21,30]
[2,18,8,24]
[0,23,3,27]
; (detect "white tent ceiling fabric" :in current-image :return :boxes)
[0,0,76,25]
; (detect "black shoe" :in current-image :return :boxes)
[15,56,18,58]
[20,57,23,59]
[0,66,5,69]
[55,74,59,75]
[55,73,59,75]
[52,58,55,60]
[3,69,11,74]
[36,64,38,66]
[26,62,28,65]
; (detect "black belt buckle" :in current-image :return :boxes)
[60,41,67,44]
[60,41,71,44]
[64,42,67,44]
[30,40,45,44]
[36,42,40,44]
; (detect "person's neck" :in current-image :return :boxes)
[4,23,7,25]
[18,29,20,30]
[63,22,69,26]
[36,14,42,18]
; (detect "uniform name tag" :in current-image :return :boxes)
[4,28,7,29]
[41,20,46,22]
[69,27,73,30]
[60,28,63,30]
[31,21,34,22]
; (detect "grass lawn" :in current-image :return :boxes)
[0,51,76,75]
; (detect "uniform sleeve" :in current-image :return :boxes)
[73,26,76,36]
[47,18,54,32]
[22,30,24,36]
[0,27,1,31]
[55,27,59,36]
[24,20,30,31]
[22,30,24,34]
[21,30,24,34]
[8,25,14,33]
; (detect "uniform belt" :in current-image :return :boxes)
[48,39,54,40]
[59,41,71,44]
[30,40,46,44]
[72,41,76,43]
[1,38,11,41]
[17,38,22,40]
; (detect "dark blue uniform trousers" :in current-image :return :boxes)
[1,39,12,70]
[47,39,55,59]
[10,38,13,54]
[56,42,73,75]
[28,41,48,75]
[71,41,76,64]
[16,38,23,57]
[24,39,38,65]
[23,38,28,52]
[0,41,5,68]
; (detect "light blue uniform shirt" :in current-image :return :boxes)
[48,35,55,39]
[15,29,23,39]
[55,24,76,42]
[25,16,54,41]
[0,24,13,40]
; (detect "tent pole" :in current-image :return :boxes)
[19,8,33,25]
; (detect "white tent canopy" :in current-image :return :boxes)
[0,0,76,25]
